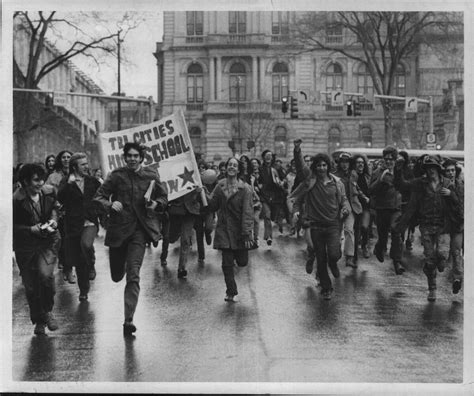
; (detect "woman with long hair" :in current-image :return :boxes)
[206,157,254,302]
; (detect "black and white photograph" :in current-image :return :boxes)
[2,0,473,394]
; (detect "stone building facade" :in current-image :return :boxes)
[13,16,109,168]
[154,11,463,163]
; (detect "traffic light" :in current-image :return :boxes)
[247,140,255,150]
[353,100,361,116]
[281,96,289,113]
[290,96,298,119]
[228,140,235,151]
[346,100,353,116]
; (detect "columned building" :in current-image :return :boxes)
[154,11,463,163]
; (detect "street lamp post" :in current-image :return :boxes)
[117,29,122,131]
[236,77,241,153]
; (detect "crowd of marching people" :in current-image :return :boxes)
[12,140,464,336]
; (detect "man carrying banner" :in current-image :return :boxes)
[93,142,168,336]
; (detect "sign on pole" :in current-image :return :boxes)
[53,92,67,106]
[405,97,418,113]
[426,143,436,150]
[331,90,343,106]
[426,133,436,144]
[97,110,204,202]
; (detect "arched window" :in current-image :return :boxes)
[326,63,343,91]
[272,62,289,102]
[229,62,246,102]
[189,126,202,154]
[187,63,203,103]
[394,64,406,97]
[357,63,373,97]
[274,126,287,157]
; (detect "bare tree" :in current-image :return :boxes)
[291,11,463,145]
[229,100,275,155]
[13,11,143,142]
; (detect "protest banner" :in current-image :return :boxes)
[97,109,205,202]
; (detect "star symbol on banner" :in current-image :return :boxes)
[177,166,195,187]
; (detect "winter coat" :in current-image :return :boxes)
[13,185,59,267]
[368,167,402,210]
[57,175,102,238]
[395,175,460,234]
[258,164,286,205]
[333,168,363,214]
[207,178,253,250]
[93,166,168,247]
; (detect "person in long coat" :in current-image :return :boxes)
[13,163,60,335]
[57,152,102,302]
[206,157,254,302]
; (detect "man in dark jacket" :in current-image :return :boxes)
[443,159,464,294]
[368,146,405,275]
[93,142,168,335]
[13,163,60,335]
[258,149,286,246]
[58,152,101,302]
[396,156,460,301]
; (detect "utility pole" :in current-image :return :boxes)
[237,76,242,153]
[117,29,122,131]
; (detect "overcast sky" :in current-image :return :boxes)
[65,12,163,99]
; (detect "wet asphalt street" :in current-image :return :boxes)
[11,224,463,385]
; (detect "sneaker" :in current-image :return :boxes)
[34,322,46,335]
[79,293,88,302]
[177,269,188,279]
[160,259,167,266]
[362,246,370,259]
[224,294,238,302]
[427,289,437,302]
[197,258,205,266]
[123,321,137,336]
[321,289,333,300]
[329,262,340,278]
[88,267,96,281]
[374,247,384,263]
[452,279,462,294]
[266,238,272,246]
[437,262,445,273]
[63,271,76,284]
[405,239,413,251]
[205,231,212,246]
[305,258,314,274]
[44,313,58,331]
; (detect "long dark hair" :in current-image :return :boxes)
[44,154,56,174]
[353,154,369,175]
[54,150,73,172]
[310,153,332,176]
